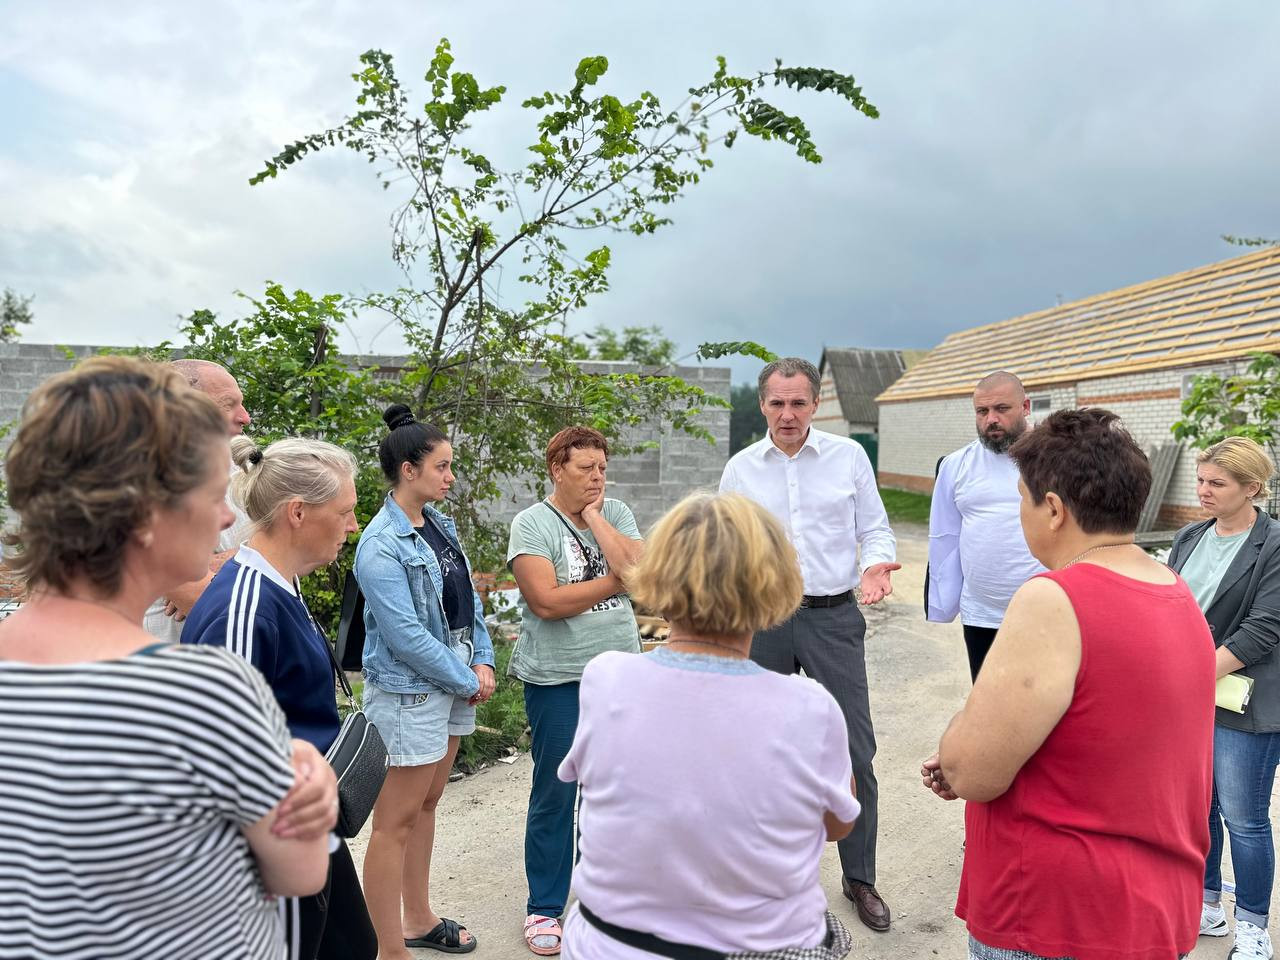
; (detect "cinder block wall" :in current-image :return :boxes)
[0,345,730,536]
[483,363,731,534]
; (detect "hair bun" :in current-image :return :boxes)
[382,403,416,432]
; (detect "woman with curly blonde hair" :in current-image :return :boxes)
[558,492,859,960]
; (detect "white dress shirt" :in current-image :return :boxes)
[719,429,896,596]
[927,439,1045,628]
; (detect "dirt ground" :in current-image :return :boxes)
[348,525,1264,959]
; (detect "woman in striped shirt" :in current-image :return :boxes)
[0,356,337,959]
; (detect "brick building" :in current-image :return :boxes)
[813,348,927,471]
[877,246,1280,527]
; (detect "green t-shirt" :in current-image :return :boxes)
[1182,525,1250,612]
[506,498,642,684]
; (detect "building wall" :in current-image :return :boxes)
[0,345,730,536]
[876,361,1247,527]
[814,369,852,438]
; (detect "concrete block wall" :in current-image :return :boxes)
[1,346,731,536]
[0,344,99,425]
[484,364,731,535]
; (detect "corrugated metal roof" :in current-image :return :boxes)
[878,246,1280,403]
[820,348,908,424]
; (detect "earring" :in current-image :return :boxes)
[140,531,154,548]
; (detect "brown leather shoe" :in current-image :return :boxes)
[842,876,891,932]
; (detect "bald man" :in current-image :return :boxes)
[142,360,254,643]
[926,372,1045,680]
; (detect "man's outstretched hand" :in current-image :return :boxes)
[859,562,902,605]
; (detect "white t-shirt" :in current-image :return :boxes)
[928,440,1045,628]
[142,467,253,643]
[558,647,859,958]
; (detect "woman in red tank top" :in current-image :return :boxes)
[921,409,1216,960]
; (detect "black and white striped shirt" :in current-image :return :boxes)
[0,644,297,959]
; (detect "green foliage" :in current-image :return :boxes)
[456,638,528,771]
[575,323,677,366]
[729,382,767,454]
[879,487,931,526]
[1222,235,1278,248]
[697,340,778,363]
[178,284,391,630]
[1172,353,1280,466]
[1,288,33,343]
[244,41,867,574]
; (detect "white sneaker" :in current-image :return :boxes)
[1202,901,1229,937]
[1230,920,1274,960]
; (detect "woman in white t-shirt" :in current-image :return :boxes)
[559,492,860,959]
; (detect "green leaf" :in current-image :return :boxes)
[572,55,609,97]
[697,341,778,363]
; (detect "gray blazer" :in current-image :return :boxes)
[1169,507,1280,733]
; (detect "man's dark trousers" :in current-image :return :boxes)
[751,600,878,884]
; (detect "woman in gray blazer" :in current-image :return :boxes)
[1169,437,1280,959]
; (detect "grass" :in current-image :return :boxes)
[879,487,931,526]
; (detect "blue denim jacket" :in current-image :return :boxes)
[355,494,494,695]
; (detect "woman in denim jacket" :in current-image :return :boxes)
[355,404,495,957]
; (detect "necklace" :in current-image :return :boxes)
[1064,542,1134,567]
[664,637,749,659]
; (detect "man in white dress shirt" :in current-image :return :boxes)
[142,359,253,643]
[719,357,900,933]
[927,371,1044,681]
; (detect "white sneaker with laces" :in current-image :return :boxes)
[1202,901,1229,937]
[1230,920,1274,960]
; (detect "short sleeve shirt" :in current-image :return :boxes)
[506,499,642,684]
[558,648,859,957]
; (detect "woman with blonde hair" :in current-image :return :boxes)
[184,435,376,960]
[558,492,859,960]
[0,356,334,959]
[1169,435,1280,958]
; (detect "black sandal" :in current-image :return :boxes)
[405,918,477,954]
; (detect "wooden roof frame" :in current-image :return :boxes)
[878,247,1280,403]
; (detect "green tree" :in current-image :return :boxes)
[1,288,33,342]
[730,381,767,454]
[1172,352,1280,475]
[174,285,391,628]
[248,40,874,565]
[578,324,677,366]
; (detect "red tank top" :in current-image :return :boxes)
[955,564,1214,960]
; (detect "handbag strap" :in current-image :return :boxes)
[542,500,602,581]
[295,578,357,710]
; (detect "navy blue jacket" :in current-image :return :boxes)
[183,545,341,752]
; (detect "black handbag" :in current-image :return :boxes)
[320,628,389,838]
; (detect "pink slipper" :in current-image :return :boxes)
[524,914,562,956]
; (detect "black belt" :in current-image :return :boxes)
[578,903,723,960]
[800,590,854,609]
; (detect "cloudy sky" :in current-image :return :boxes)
[3,2,1279,382]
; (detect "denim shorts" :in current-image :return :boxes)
[362,631,476,767]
